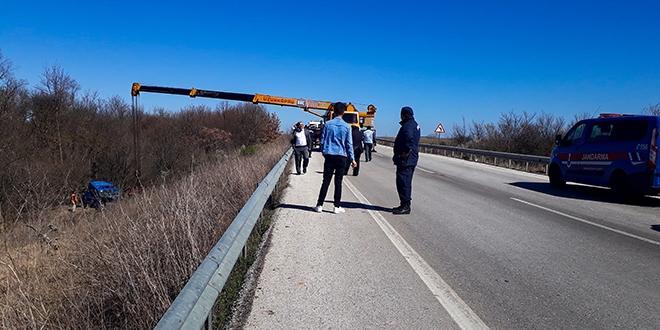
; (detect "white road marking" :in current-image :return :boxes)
[417,167,434,174]
[511,197,660,247]
[345,179,490,330]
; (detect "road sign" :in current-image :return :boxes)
[434,123,446,134]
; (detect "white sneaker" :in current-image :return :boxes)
[314,205,323,213]
[333,206,345,214]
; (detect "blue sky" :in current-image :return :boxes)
[1,1,659,136]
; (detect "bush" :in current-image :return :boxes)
[0,137,290,329]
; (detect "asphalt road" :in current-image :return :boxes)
[356,146,660,329]
[243,146,660,329]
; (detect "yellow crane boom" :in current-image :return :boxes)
[131,83,376,128]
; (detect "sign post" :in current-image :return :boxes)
[434,123,445,134]
[434,123,445,144]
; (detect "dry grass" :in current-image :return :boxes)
[0,139,289,329]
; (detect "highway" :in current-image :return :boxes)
[360,146,660,329]
[243,145,660,329]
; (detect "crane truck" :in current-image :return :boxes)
[130,83,377,130]
[129,83,377,188]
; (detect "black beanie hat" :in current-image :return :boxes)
[401,106,414,116]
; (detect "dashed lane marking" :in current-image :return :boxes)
[511,197,660,247]
[345,179,490,330]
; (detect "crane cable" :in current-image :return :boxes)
[131,93,143,190]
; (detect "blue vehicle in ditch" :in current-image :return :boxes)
[83,181,121,208]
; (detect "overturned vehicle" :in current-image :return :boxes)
[83,181,121,208]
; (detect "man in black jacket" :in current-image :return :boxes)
[392,106,420,215]
[344,125,364,176]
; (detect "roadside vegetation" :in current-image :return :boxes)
[432,103,658,157]
[0,50,287,329]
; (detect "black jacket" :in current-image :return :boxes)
[351,127,364,153]
[393,116,420,166]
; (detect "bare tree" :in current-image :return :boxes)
[469,120,486,143]
[643,103,660,116]
[571,111,593,126]
[451,117,471,146]
[0,50,28,117]
[31,65,81,163]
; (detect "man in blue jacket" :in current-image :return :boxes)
[314,102,357,214]
[392,106,420,215]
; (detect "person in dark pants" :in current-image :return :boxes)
[314,102,357,214]
[304,124,314,158]
[392,106,420,215]
[363,127,374,161]
[344,125,363,176]
[291,121,312,174]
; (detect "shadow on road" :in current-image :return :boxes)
[277,202,392,213]
[509,182,660,208]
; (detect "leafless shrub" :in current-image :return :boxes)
[0,52,282,226]
[450,117,471,146]
[453,110,568,156]
[643,103,660,116]
[0,137,289,329]
[0,49,288,329]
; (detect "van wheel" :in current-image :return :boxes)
[548,164,566,188]
[610,171,632,201]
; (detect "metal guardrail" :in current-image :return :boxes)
[376,138,550,173]
[154,139,546,328]
[154,148,293,330]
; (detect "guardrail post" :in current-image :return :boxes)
[525,162,529,172]
[508,159,512,168]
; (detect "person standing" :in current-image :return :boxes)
[314,102,357,214]
[344,125,363,176]
[304,124,314,158]
[70,191,78,213]
[392,106,420,215]
[363,127,374,161]
[291,121,311,175]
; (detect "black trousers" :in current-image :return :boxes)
[316,155,347,207]
[344,151,361,176]
[396,165,415,206]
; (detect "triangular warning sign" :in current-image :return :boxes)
[434,123,445,134]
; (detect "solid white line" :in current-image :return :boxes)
[345,180,490,330]
[417,167,434,174]
[511,197,660,247]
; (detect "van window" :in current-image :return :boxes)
[586,120,648,143]
[565,123,586,146]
